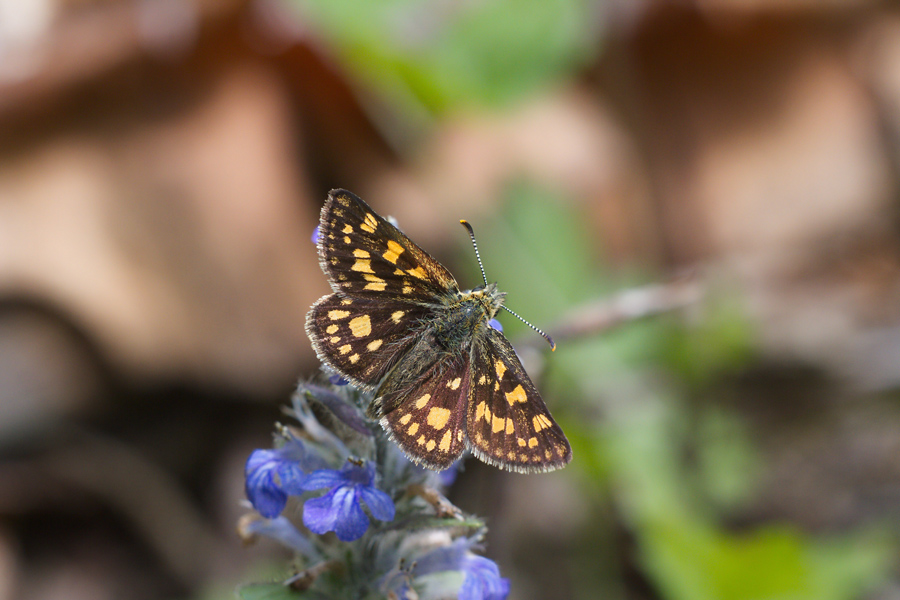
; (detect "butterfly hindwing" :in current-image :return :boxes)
[372,345,471,470]
[306,294,433,387]
[466,328,571,473]
[317,189,458,302]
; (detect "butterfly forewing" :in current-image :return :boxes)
[317,189,458,302]
[306,294,432,387]
[466,328,571,473]
[372,348,471,470]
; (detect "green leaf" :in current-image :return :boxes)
[381,515,485,533]
[659,295,755,387]
[639,521,893,600]
[291,0,601,112]
[695,406,761,510]
[599,389,894,600]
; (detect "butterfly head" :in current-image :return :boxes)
[463,282,506,321]
[431,283,506,353]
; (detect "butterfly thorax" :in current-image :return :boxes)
[432,283,505,352]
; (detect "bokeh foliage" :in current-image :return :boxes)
[291,0,600,113]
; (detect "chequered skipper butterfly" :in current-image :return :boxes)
[306,189,571,473]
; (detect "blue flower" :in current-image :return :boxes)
[439,458,462,487]
[328,373,349,385]
[245,437,322,518]
[459,555,510,600]
[392,538,510,600]
[301,461,395,541]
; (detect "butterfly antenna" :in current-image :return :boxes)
[459,220,488,287]
[459,219,556,351]
[501,305,556,351]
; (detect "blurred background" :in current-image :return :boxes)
[3,0,900,599]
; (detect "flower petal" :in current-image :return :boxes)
[302,485,370,542]
[276,460,308,495]
[439,459,462,487]
[460,556,510,600]
[333,487,370,541]
[245,476,287,518]
[340,461,376,486]
[245,448,278,475]
[358,485,395,522]
[329,374,349,385]
[301,468,349,492]
[412,538,473,576]
[278,435,330,473]
[244,450,287,518]
[302,487,341,535]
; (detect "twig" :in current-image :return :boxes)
[286,559,343,591]
[545,275,703,346]
[405,484,462,519]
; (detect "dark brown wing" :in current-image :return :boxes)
[466,328,571,473]
[368,334,470,470]
[306,294,433,388]
[317,189,458,303]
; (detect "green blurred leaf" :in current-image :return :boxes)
[807,530,896,600]
[660,296,756,387]
[642,521,806,600]
[602,390,893,600]
[640,521,893,600]
[695,406,761,510]
[292,0,601,112]
[382,515,485,532]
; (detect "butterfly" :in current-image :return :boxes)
[306,189,571,473]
